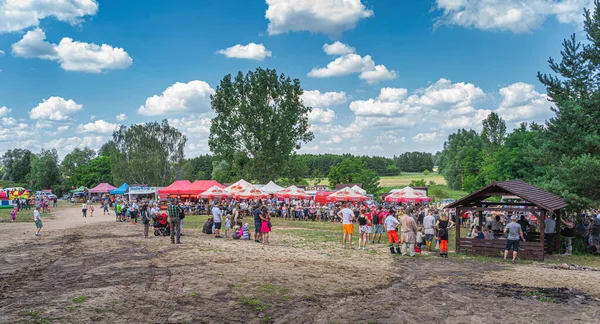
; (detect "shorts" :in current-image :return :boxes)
[343,224,354,235]
[255,221,261,233]
[425,234,434,242]
[35,220,43,229]
[366,225,372,234]
[214,222,222,230]
[359,225,369,233]
[374,224,383,234]
[505,239,520,251]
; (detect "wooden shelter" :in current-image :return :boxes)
[446,180,567,261]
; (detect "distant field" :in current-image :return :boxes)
[378,172,446,187]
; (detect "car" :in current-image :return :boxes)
[36,192,57,200]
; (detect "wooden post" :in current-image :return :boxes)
[540,210,546,259]
[478,210,483,231]
[456,207,461,253]
[555,209,561,253]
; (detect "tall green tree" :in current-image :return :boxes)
[72,156,112,188]
[209,68,314,183]
[440,129,485,191]
[481,112,506,153]
[328,157,380,194]
[111,120,187,186]
[536,1,600,207]
[187,155,214,180]
[1,149,32,183]
[61,148,96,184]
[29,149,60,190]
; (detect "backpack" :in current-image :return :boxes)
[372,213,379,224]
[202,219,214,234]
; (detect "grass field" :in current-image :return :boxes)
[378,172,446,186]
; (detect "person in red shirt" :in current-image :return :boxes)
[365,208,373,242]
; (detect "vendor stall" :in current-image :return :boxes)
[233,186,269,200]
[224,179,252,194]
[88,183,116,199]
[158,180,192,198]
[275,185,311,200]
[110,183,129,196]
[128,186,159,201]
[327,187,367,202]
[198,185,231,199]
[385,187,432,203]
[261,181,284,194]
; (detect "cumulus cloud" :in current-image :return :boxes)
[309,50,397,83]
[217,43,272,60]
[0,49,4,56]
[116,114,127,121]
[376,132,406,144]
[265,0,373,37]
[495,82,552,122]
[308,108,336,124]
[29,96,83,121]
[301,90,347,107]
[138,80,215,116]
[0,106,10,117]
[323,41,355,55]
[413,132,439,143]
[0,0,98,33]
[77,119,119,134]
[47,135,108,158]
[433,0,592,33]
[12,28,133,73]
[168,115,213,155]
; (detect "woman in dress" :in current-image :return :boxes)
[435,212,454,258]
[357,209,370,250]
[260,206,271,244]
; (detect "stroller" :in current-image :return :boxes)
[153,213,171,236]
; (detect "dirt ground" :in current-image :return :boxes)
[1,207,599,324]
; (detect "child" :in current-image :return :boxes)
[11,209,16,223]
[242,223,250,240]
[225,214,232,238]
[88,202,95,217]
[232,224,242,239]
[416,227,425,254]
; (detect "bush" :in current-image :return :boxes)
[423,169,430,176]
[429,187,450,199]
[409,179,426,187]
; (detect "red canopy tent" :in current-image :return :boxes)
[327,187,367,202]
[88,183,116,194]
[274,185,311,199]
[315,191,333,204]
[385,187,432,203]
[180,180,225,196]
[234,186,269,200]
[158,180,192,196]
[198,185,231,199]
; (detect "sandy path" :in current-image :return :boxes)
[0,206,113,249]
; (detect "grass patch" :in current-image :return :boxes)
[71,296,89,304]
[94,307,106,313]
[238,296,270,311]
[0,208,55,223]
[526,291,558,303]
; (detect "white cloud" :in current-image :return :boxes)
[495,82,552,122]
[77,120,119,134]
[440,109,492,130]
[168,115,212,136]
[433,0,592,33]
[323,41,355,55]
[29,96,83,121]
[0,49,4,56]
[57,126,70,134]
[376,132,406,144]
[413,132,439,143]
[0,106,10,117]
[0,0,98,33]
[359,65,398,84]
[217,43,272,61]
[47,135,108,158]
[90,115,96,121]
[116,113,127,121]
[138,80,215,116]
[309,108,336,124]
[301,90,347,107]
[308,53,374,77]
[321,135,343,144]
[364,144,383,151]
[12,28,133,73]
[265,0,373,37]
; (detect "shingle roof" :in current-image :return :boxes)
[446,179,568,211]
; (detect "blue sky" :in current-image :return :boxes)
[0,0,591,158]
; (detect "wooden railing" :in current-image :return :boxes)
[458,238,544,261]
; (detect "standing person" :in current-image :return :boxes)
[504,215,526,263]
[337,202,355,249]
[371,208,383,244]
[357,209,369,250]
[260,206,271,244]
[253,203,263,243]
[178,202,186,236]
[103,200,110,215]
[423,211,436,252]
[435,213,454,258]
[400,212,418,257]
[168,199,182,244]
[81,201,87,217]
[384,209,400,254]
[11,209,16,223]
[33,206,43,236]
[115,202,122,222]
[141,202,151,238]
[212,204,223,238]
[88,202,94,217]
[53,197,57,208]
[544,215,556,254]
[559,216,576,256]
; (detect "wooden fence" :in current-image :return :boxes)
[458,238,544,261]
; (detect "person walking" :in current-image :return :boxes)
[179,202,186,236]
[384,210,400,254]
[212,203,223,238]
[400,212,418,256]
[81,201,87,217]
[253,203,263,242]
[103,200,110,215]
[338,202,355,249]
[88,202,94,217]
[371,208,383,244]
[436,212,454,258]
[34,206,43,236]
[559,216,576,256]
[168,199,182,244]
[504,215,526,263]
[141,201,151,238]
[357,209,369,250]
[544,214,556,254]
[423,211,436,252]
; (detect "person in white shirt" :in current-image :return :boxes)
[337,202,355,249]
[212,204,223,238]
[33,206,43,236]
[384,210,400,254]
[423,212,436,252]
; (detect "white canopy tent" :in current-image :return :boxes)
[261,181,284,194]
[224,179,253,194]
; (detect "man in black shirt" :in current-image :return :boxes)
[253,203,263,243]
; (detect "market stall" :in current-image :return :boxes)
[158,180,192,198]
[110,183,129,196]
[88,183,116,200]
[198,185,231,199]
[261,181,284,194]
[385,187,432,203]
[224,179,252,194]
[274,185,311,200]
[327,187,368,202]
[233,186,269,200]
[128,186,159,201]
[179,180,225,197]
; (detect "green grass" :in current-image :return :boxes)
[71,296,89,304]
[0,208,55,223]
[238,296,270,311]
[311,172,447,187]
